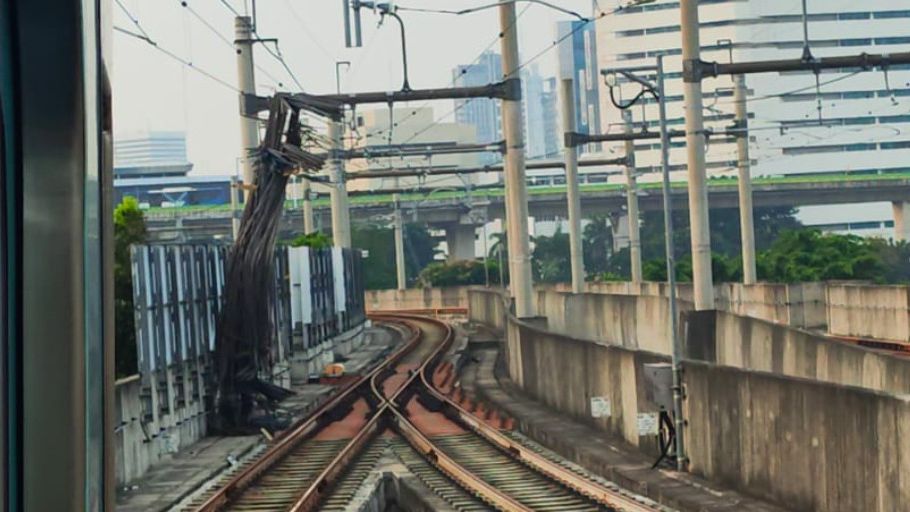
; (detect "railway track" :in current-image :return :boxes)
[184,313,665,512]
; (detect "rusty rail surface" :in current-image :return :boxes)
[193,316,421,511]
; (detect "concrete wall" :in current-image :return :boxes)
[704,310,910,395]
[470,290,910,511]
[365,286,472,311]
[114,375,207,486]
[826,284,910,341]
[685,361,910,512]
[504,316,669,453]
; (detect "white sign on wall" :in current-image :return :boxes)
[637,412,659,436]
[590,397,612,418]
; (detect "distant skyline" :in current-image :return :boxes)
[112,0,604,174]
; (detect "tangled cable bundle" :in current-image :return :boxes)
[214,100,330,432]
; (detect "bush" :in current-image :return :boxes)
[418,259,502,287]
[288,231,332,249]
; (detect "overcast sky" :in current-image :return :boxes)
[112,0,606,174]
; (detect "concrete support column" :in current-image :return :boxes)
[302,178,315,234]
[560,78,585,293]
[734,75,757,284]
[893,202,910,241]
[499,1,536,317]
[446,224,477,262]
[680,0,715,310]
[622,110,643,283]
[393,193,407,290]
[234,16,259,201]
[328,120,351,248]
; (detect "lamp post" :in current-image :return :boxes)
[604,55,685,471]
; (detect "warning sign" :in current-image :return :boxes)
[637,412,659,436]
[590,397,611,418]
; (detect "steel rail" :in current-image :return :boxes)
[287,313,456,511]
[192,317,421,511]
[416,320,658,512]
[369,314,532,511]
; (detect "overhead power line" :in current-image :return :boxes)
[114,26,240,92]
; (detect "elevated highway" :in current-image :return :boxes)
[144,173,910,240]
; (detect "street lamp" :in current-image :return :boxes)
[603,55,686,471]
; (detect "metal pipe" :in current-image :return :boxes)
[657,55,687,473]
[681,0,715,311]
[560,78,585,293]
[329,120,352,247]
[234,16,259,201]
[230,175,241,240]
[734,75,756,284]
[622,110,642,283]
[342,141,503,160]
[699,51,910,78]
[499,0,535,318]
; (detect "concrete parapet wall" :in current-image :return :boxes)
[365,286,472,311]
[503,317,668,452]
[706,310,910,394]
[114,374,207,486]
[826,284,910,341]
[685,361,910,512]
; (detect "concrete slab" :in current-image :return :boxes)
[460,342,790,512]
[116,326,398,511]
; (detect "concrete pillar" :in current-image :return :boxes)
[234,16,259,201]
[446,224,476,262]
[680,0,715,310]
[328,120,351,248]
[499,1,536,318]
[893,202,910,241]
[393,194,407,290]
[734,75,757,284]
[560,78,585,293]
[622,110,643,283]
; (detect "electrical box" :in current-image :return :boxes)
[643,363,674,411]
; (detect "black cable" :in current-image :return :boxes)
[609,86,653,110]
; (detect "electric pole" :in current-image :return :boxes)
[230,176,241,240]
[393,179,407,290]
[560,77,585,293]
[734,75,757,284]
[499,1,535,317]
[234,16,259,201]
[329,119,352,248]
[622,110,642,283]
[680,0,715,310]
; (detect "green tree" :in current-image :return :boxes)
[582,215,615,278]
[349,222,438,289]
[756,230,885,283]
[114,196,147,377]
[288,231,332,249]
[418,259,502,287]
[531,228,572,283]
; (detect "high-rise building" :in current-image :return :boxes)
[596,0,910,237]
[522,65,556,160]
[114,131,193,178]
[557,19,602,154]
[453,52,503,164]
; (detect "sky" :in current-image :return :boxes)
[112,0,605,174]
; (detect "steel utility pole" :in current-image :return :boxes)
[734,75,757,284]
[301,177,315,234]
[499,1,535,317]
[234,16,259,201]
[560,77,585,293]
[329,120,352,247]
[393,178,407,290]
[680,0,715,310]
[622,110,643,283]
[656,55,686,473]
